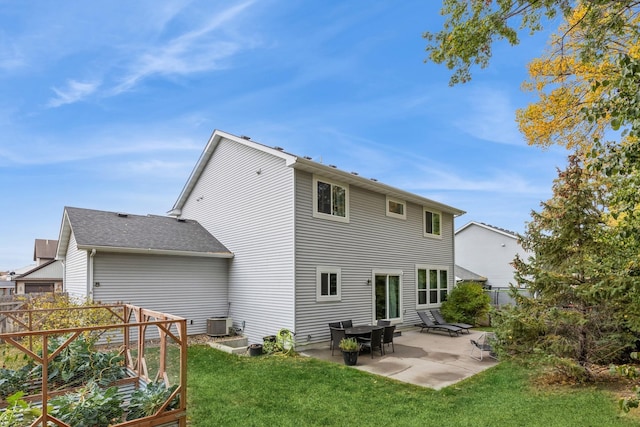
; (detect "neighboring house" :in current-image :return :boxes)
[0,279,14,296]
[455,221,531,294]
[56,208,233,335]
[34,239,58,266]
[14,260,63,294]
[56,130,465,346]
[454,265,487,285]
[14,239,63,294]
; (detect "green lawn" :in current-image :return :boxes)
[187,345,639,426]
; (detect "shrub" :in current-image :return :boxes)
[440,282,490,325]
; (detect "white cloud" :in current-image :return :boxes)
[112,1,257,95]
[48,79,100,107]
[453,86,524,145]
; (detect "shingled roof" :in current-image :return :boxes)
[57,207,232,258]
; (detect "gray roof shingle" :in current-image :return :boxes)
[65,207,231,256]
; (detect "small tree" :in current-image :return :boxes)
[440,282,490,325]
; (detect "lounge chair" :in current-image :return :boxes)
[416,311,462,337]
[470,332,498,361]
[429,309,472,334]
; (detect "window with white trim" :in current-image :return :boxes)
[423,208,441,237]
[416,265,448,306]
[313,176,349,222]
[316,267,341,302]
[386,197,406,220]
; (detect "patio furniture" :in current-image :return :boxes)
[377,319,391,326]
[358,326,384,358]
[345,325,377,338]
[341,319,353,328]
[416,311,462,337]
[430,309,472,334]
[330,327,347,356]
[470,332,498,361]
[328,322,342,351]
[381,324,395,354]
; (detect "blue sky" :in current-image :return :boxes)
[0,1,568,270]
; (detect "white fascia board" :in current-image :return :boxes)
[77,245,235,259]
[55,209,72,259]
[455,221,518,239]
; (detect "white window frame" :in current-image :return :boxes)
[312,175,349,223]
[423,208,442,238]
[316,266,342,302]
[385,196,406,220]
[415,264,449,308]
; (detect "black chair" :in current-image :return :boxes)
[430,309,472,334]
[328,322,341,350]
[358,327,384,358]
[330,327,347,356]
[381,325,395,354]
[377,319,391,326]
[341,320,353,328]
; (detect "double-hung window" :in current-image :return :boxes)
[313,176,349,223]
[423,208,441,237]
[416,265,449,307]
[316,267,341,302]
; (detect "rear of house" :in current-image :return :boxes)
[172,130,464,346]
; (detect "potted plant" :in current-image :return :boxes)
[248,343,263,356]
[339,337,360,366]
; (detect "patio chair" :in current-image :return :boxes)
[416,311,462,337]
[470,332,498,361]
[341,319,353,328]
[381,324,395,354]
[377,319,391,326]
[328,322,341,350]
[330,327,347,356]
[358,327,384,358]
[430,309,472,334]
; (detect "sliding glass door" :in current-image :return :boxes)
[374,273,401,323]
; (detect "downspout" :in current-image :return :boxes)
[88,249,96,301]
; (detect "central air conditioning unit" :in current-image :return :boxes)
[207,317,233,337]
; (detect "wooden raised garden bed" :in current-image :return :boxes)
[0,303,187,427]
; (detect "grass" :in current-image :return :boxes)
[186,345,639,427]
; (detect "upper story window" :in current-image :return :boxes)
[423,208,441,238]
[316,266,341,302]
[386,197,406,220]
[313,176,349,223]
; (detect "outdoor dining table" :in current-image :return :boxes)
[345,325,383,338]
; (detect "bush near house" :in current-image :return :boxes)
[440,281,490,325]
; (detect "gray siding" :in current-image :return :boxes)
[179,138,296,343]
[22,261,63,279]
[64,232,88,299]
[93,253,228,335]
[294,170,456,345]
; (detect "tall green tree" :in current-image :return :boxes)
[495,153,638,376]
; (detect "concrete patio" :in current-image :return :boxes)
[301,328,498,390]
